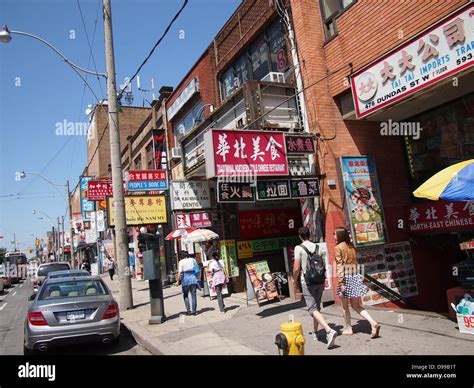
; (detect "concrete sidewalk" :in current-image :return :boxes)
[103,275,474,355]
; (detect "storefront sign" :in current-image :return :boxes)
[288,156,311,176]
[406,200,474,233]
[351,5,474,118]
[239,208,302,240]
[217,181,255,202]
[152,129,166,170]
[174,212,212,228]
[166,77,199,120]
[170,181,211,210]
[238,235,300,259]
[126,170,169,191]
[246,261,279,303]
[339,156,387,247]
[107,195,167,226]
[171,162,185,181]
[87,180,113,201]
[256,180,290,201]
[204,129,288,177]
[460,241,474,250]
[285,134,315,154]
[220,240,239,278]
[290,178,320,198]
[81,176,95,220]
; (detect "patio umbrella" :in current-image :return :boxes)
[165,227,197,240]
[413,159,474,201]
[184,228,219,243]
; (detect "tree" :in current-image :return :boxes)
[0,247,6,264]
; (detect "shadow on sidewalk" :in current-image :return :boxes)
[256,300,306,318]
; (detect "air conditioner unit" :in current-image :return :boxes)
[261,72,285,84]
[170,147,182,160]
[234,117,245,129]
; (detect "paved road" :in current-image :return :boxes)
[0,279,150,356]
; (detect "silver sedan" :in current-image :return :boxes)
[24,276,120,354]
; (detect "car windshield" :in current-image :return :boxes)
[37,264,70,277]
[38,280,108,300]
[49,272,89,279]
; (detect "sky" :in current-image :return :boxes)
[0,0,241,254]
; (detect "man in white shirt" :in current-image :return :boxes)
[293,227,336,349]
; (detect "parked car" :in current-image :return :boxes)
[32,262,71,291]
[46,270,90,280]
[24,276,120,354]
[0,276,3,293]
[0,264,12,289]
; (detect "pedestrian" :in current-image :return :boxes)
[177,250,199,316]
[334,227,381,338]
[209,249,228,313]
[107,255,115,281]
[293,226,337,349]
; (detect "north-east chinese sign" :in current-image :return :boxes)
[256,180,290,201]
[217,181,255,203]
[126,170,169,191]
[351,4,473,118]
[87,180,113,201]
[406,200,474,233]
[204,129,288,178]
[170,181,211,210]
[290,178,320,198]
[174,212,212,228]
[285,134,315,154]
[239,208,302,240]
[107,195,167,226]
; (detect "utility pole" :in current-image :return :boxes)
[103,0,133,309]
[66,180,75,268]
[57,217,61,261]
[13,233,17,251]
[61,215,65,261]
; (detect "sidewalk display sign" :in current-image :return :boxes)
[217,181,255,203]
[81,176,95,220]
[285,134,315,154]
[203,262,229,299]
[406,200,474,233]
[357,241,418,306]
[107,195,167,226]
[245,260,279,305]
[204,129,289,178]
[256,180,290,201]
[351,5,474,119]
[220,240,239,278]
[87,180,112,201]
[170,181,211,210]
[338,156,387,247]
[126,170,169,191]
[174,212,212,229]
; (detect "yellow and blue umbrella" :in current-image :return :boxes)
[413,159,474,201]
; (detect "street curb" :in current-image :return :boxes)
[121,320,165,355]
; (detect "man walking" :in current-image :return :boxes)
[293,227,337,349]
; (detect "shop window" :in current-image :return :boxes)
[174,100,204,140]
[234,53,251,89]
[249,34,270,81]
[134,154,142,170]
[320,0,356,40]
[267,20,288,73]
[405,93,474,191]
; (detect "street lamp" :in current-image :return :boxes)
[3,1,133,309]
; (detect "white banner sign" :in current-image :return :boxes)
[351,5,473,118]
[170,181,211,210]
[96,210,105,232]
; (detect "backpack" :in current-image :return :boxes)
[300,244,326,285]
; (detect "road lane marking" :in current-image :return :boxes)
[0,303,7,311]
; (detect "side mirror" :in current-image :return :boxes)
[28,294,36,301]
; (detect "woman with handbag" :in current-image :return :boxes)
[177,250,200,316]
[209,249,228,313]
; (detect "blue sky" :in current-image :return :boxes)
[0,0,241,253]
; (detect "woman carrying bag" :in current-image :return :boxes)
[177,251,200,316]
[209,249,228,313]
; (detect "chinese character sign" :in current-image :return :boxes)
[351,5,473,118]
[239,208,302,240]
[126,170,169,191]
[340,156,387,247]
[152,129,166,170]
[256,180,290,200]
[87,180,113,201]
[174,212,212,228]
[285,134,315,154]
[290,178,320,198]
[406,200,474,233]
[217,181,255,203]
[81,176,95,220]
[205,129,289,177]
[107,195,167,226]
[170,181,211,210]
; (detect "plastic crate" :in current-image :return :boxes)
[456,313,474,335]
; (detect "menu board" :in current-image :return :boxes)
[357,241,418,306]
[203,261,229,299]
[246,261,279,303]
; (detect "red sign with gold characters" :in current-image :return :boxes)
[204,129,288,177]
[406,200,474,233]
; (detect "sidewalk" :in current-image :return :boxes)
[102,275,474,355]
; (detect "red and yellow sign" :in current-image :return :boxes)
[107,195,167,226]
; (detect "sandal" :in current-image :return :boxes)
[371,324,381,338]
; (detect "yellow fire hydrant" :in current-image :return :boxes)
[275,321,305,355]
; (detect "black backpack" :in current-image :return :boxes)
[300,244,326,285]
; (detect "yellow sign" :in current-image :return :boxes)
[237,240,253,259]
[107,195,167,226]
